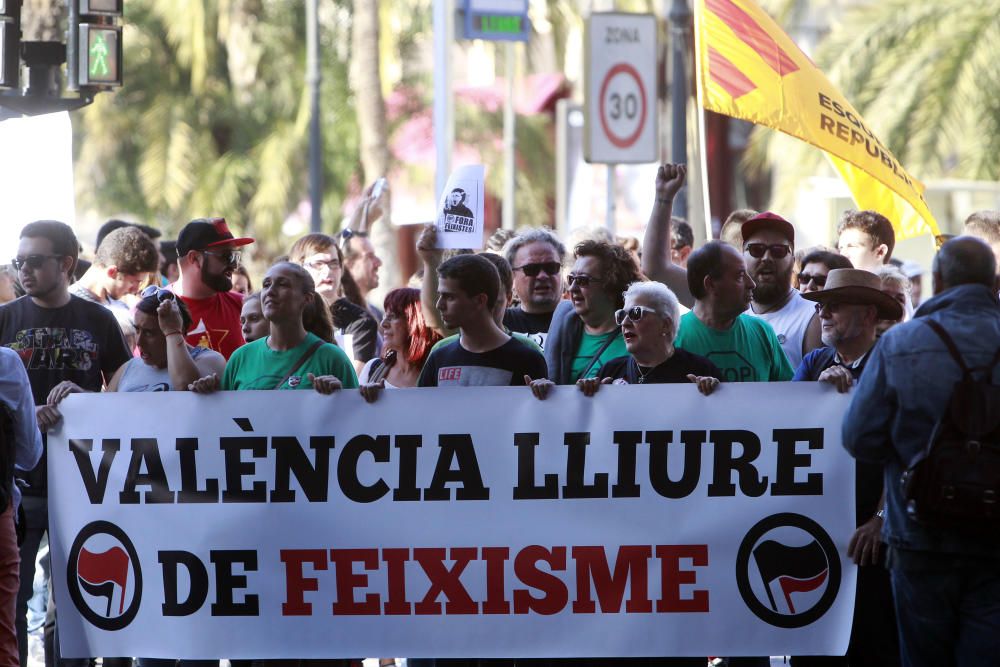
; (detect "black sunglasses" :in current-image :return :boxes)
[141,285,176,302]
[12,254,64,271]
[513,261,561,278]
[614,305,660,326]
[745,243,792,259]
[566,273,603,288]
[798,272,827,287]
[202,249,242,266]
[338,228,368,250]
[814,301,842,314]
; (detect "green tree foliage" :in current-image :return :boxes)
[74,0,360,256]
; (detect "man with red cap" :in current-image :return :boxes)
[171,217,254,359]
[742,211,824,369]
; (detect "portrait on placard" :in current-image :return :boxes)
[442,186,476,232]
[435,164,486,249]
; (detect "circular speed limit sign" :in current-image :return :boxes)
[598,63,648,149]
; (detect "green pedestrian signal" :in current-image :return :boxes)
[73,0,123,90]
[78,24,121,87]
[89,31,109,77]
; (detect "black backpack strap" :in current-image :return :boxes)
[922,319,972,376]
[579,327,622,380]
[273,339,324,389]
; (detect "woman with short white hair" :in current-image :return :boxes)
[876,264,914,337]
[529,281,722,398]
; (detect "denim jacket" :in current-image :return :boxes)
[842,284,1000,559]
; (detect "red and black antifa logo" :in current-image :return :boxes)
[67,521,142,631]
[736,513,840,628]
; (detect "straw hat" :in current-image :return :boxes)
[800,268,904,320]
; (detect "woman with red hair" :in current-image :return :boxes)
[359,287,441,399]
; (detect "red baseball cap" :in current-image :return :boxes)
[741,211,796,246]
[176,217,255,256]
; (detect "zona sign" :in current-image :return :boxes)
[584,12,658,164]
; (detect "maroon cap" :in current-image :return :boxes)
[741,211,795,246]
[176,217,254,256]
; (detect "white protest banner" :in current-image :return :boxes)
[49,384,856,659]
[434,164,486,249]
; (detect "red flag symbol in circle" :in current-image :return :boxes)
[77,546,130,616]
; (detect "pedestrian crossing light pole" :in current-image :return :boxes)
[0,0,22,89]
[69,0,123,91]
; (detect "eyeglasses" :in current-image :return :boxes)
[814,301,842,315]
[614,305,660,326]
[513,262,561,278]
[12,254,63,272]
[141,285,176,302]
[202,249,242,266]
[566,273,603,288]
[798,272,827,287]
[745,243,792,259]
[304,258,340,272]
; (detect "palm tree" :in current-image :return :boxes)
[351,0,397,290]
[73,0,360,257]
[747,0,1000,207]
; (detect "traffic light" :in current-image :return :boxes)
[70,0,122,90]
[0,0,21,89]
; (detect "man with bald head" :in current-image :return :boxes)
[674,241,793,382]
[843,236,1000,667]
[962,210,1000,276]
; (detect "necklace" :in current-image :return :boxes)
[633,358,655,384]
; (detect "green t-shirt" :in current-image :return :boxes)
[570,329,627,382]
[674,312,793,383]
[222,333,359,390]
[431,331,543,355]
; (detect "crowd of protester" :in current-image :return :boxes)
[0,164,998,667]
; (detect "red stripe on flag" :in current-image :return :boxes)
[706,0,800,76]
[708,46,758,98]
[778,570,828,614]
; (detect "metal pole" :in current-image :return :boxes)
[67,0,79,91]
[668,0,691,219]
[306,0,323,232]
[434,0,454,201]
[606,164,617,234]
[502,41,516,230]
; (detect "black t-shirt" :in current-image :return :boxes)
[330,298,377,363]
[0,294,131,494]
[0,295,130,405]
[503,306,554,349]
[597,349,723,385]
[418,337,547,387]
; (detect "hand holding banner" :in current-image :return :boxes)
[49,384,856,659]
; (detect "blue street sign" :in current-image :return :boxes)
[463,0,530,42]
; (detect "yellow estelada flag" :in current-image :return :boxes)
[693,0,939,240]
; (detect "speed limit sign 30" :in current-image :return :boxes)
[585,13,659,164]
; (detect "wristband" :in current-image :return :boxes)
[656,197,671,205]
[163,330,183,337]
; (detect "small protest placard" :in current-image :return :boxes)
[435,164,485,249]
